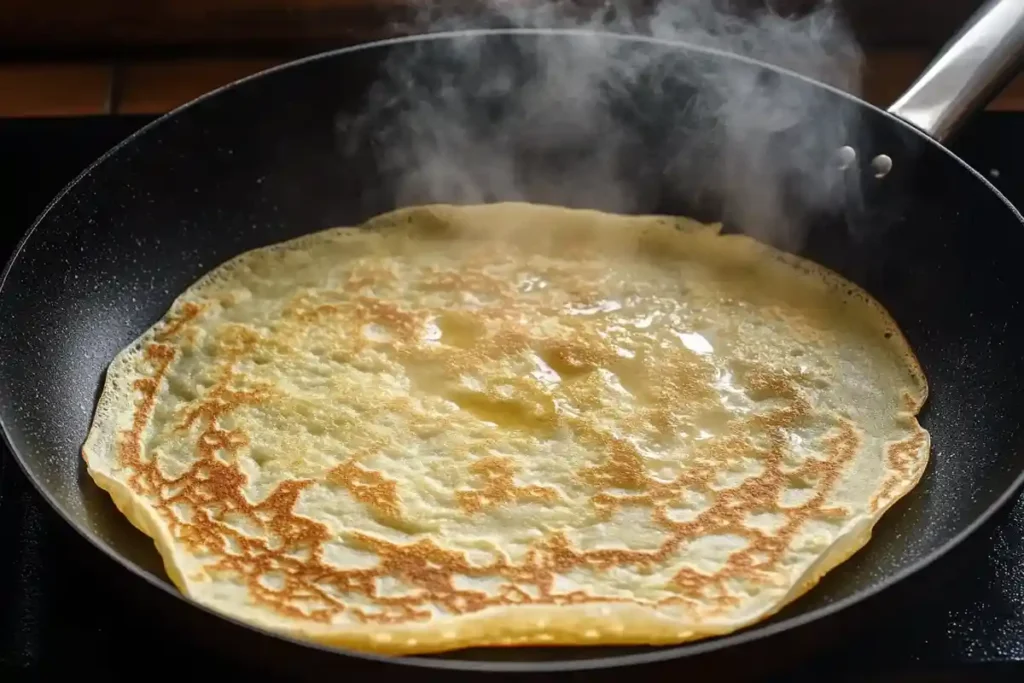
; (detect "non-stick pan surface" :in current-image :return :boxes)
[2,30,1024,673]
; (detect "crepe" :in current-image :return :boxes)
[82,202,929,655]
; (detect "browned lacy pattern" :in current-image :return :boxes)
[89,204,928,653]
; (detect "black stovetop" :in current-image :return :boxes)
[1,114,1023,681]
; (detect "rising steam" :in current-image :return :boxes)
[339,0,864,249]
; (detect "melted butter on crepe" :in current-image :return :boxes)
[83,202,929,655]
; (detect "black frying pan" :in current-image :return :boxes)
[2,0,1024,678]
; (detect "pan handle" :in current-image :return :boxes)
[887,0,1024,143]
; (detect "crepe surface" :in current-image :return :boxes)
[82,202,929,655]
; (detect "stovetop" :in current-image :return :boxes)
[1,114,1024,681]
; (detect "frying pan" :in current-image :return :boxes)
[3,0,1024,677]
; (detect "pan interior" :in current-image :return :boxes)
[2,32,1024,666]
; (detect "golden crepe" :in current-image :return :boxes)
[82,203,929,655]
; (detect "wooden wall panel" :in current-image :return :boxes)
[0,0,990,53]
[118,58,283,114]
[0,0,398,51]
[0,63,110,116]
[3,48,1023,118]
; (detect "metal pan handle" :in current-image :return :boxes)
[887,0,1024,143]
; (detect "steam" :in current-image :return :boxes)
[339,0,864,249]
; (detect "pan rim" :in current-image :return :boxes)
[1,27,1023,673]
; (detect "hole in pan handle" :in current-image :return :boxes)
[887,0,1024,143]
